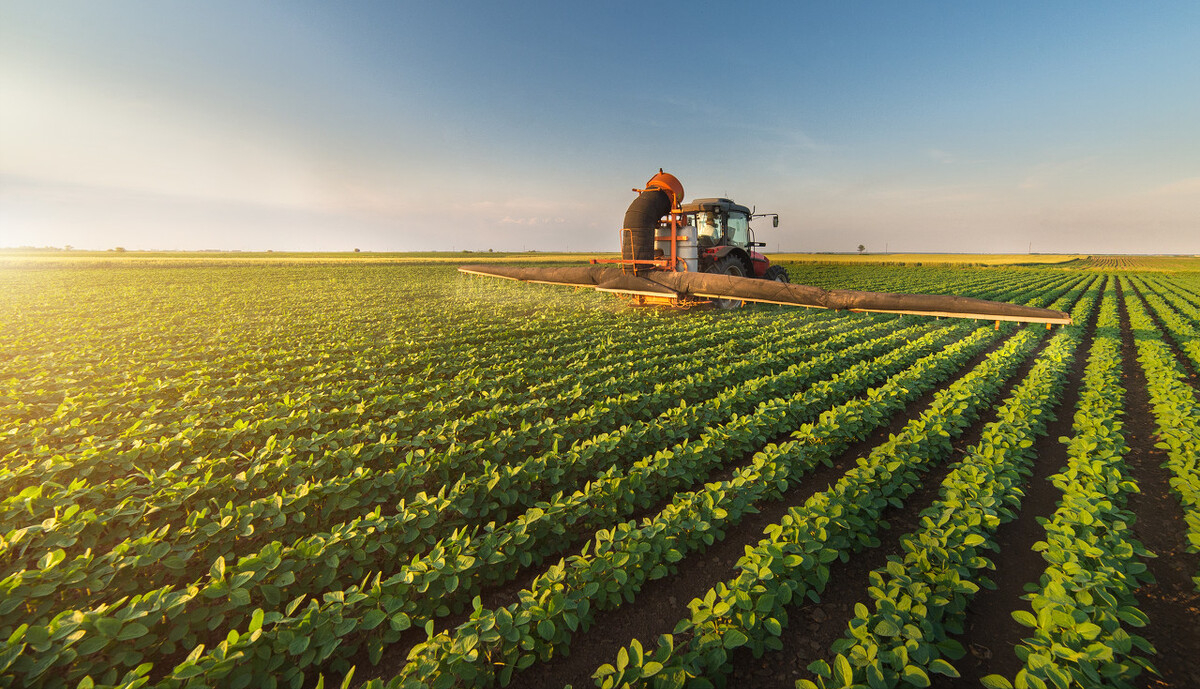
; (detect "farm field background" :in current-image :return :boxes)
[1,254,1198,689]
[0,250,1101,268]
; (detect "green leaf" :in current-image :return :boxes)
[874,619,900,637]
[248,608,265,633]
[0,642,25,673]
[390,612,412,631]
[77,635,109,656]
[229,587,251,607]
[902,664,931,687]
[929,658,959,678]
[808,659,832,679]
[362,609,387,630]
[1011,610,1037,628]
[117,623,150,641]
[980,676,1014,689]
[288,635,310,656]
[38,549,66,571]
[94,617,122,639]
[833,654,853,686]
[723,629,748,649]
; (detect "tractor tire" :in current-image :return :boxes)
[764,265,790,283]
[707,256,747,310]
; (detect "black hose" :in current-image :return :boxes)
[620,189,671,275]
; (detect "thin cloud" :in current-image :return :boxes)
[499,216,568,225]
[926,149,957,164]
[1018,157,1099,190]
[1150,176,1200,196]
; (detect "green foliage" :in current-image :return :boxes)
[993,284,1158,689]
[3,263,1186,689]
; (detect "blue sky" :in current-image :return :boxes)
[2,1,1198,253]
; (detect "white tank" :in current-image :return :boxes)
[657,225,700,273]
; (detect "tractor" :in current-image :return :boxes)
[682,196,788,308]
[685,197,786,282]
[458,171,1072,325]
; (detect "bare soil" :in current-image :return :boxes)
[347,277,1200,689]
[516,324,1028,689]
[940,278,1100,686]
[1116,281,1200,689]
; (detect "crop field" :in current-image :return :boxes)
[1,256,1198,689]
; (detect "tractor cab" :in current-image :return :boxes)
[682,198,752,249]
[681,198,774,278]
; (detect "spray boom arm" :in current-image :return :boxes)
[456,263,1072,324]
[458,170,1072,325]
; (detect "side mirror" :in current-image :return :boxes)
[773,216,779,227]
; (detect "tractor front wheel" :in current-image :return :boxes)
[764,265,790,283]
[707,256,747,309]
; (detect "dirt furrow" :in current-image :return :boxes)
[937,278,1100,686]
[348,318,927,685]
[514,324,1030,689]
[1116,280,1200,689]
[1126,277,1200,392]
[727,324,1061,689]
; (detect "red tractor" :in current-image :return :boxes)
[593,170,792,309]
[681,197,788,308]
[459,170,1072,325]
[684,197,786,281]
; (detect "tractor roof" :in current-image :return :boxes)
[680,197,751,216]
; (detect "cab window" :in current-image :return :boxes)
[726,212,749,247]
[694,211,722,246]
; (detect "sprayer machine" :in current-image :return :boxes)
[459,171,1072,325]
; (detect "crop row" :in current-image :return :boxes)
[388,323,1006,688]
[0,267,1079,511]
[781,265,1069,302]
[0,317,915,635]
[9,264,1084,501]
[1122,279,1200,590]
[206,277,1099,689]
[589,276,1099,689]
[0,266,1101,688]
[0,308,800,533]
[0,309,866,572]
[0,320,962,688]
[801,280,1103,689]
[1127,276,1200,375]
[588,324,1047,689]
[0,286,653,457]
[983,285,1156,689]
[803,325,1080,689]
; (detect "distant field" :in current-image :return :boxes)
[1056,255,1200,271]
[7,250,1200,272]
[0,249,616,267]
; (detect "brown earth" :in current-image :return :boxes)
[347,277,1200,689]
[1117,281,1200,689]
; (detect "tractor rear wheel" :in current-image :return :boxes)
[707,256,747,309]
[764,265,790,283]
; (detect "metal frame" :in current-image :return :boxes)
[591,192,691,274]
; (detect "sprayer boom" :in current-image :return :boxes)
[458,170,1072,325]
[457,264,1072,324]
